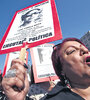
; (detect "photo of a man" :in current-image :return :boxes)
[20,8,42,27]
[37,47,52,64]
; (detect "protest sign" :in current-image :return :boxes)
[30,43,59,83]
[0,70,1,74]
[0,0,62,54]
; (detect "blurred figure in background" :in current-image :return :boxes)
[0,73,3,91]
[0,73,7,100]
[28,66,49,100]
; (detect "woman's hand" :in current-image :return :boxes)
[2,59,29,100]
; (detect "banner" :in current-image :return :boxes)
[0,0,62,54]
[30,43,59,83]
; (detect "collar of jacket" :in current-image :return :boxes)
[47,82,70,96]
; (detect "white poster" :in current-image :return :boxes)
[30,43,58,83]
[0,0,62,54]
[2,0,54,50]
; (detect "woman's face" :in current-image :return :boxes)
[59,41,90,85]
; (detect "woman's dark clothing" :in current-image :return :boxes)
[0,91,32,100]
[0,91,7,100]
[43,82,85,100]
[0,82,85,100]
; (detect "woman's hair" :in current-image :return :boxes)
[0,74,3,83]
[51,38,85,85]
[30,65,35,85]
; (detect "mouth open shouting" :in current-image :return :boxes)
[85,56,90,66]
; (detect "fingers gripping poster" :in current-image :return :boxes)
[2,51,29,77]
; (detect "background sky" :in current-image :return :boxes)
[0,0,90,72]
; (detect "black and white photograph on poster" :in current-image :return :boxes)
[37,48,52,64]
[1,0,55,50]
[30,43,58,83]
[20,8,43,27]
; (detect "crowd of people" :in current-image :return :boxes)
[0,37,90,100]
[0,73,7,100]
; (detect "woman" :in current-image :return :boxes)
[2,38,90,100]
[44,38,90,100]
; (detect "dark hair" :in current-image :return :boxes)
[51,38,85,85]
[0,74,3,82]
[30,65,35,85]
